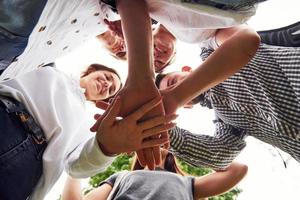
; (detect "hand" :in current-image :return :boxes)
[93,79,167,169]
[93,96,177,155]
[118,80,167,169]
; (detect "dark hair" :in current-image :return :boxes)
[81,63,120,79]
[155,72,168,88]
[155,71,202,106]
[131,152,185,176]
[81,63,123,102]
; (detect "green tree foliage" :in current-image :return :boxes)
[89,154,241,200]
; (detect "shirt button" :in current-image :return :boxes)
[267,116,272,122]
[38,26,46,32]
[71,19,77,24]
[46,40,52,45]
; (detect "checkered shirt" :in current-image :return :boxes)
[170,44,300,170]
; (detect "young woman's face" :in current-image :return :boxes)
[153,30,176,72]
[159,71,189,90]
[82,70,121,101]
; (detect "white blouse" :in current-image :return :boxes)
[0,0,118,80]
[0,67,115,200]
[147,0,257,43]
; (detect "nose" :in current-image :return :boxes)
[102,80,112,93]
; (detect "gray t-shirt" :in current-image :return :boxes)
[101,170,194,200]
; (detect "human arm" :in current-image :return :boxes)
[65,97,176,178]
[61,177,82,200]
[62,177,112,200]
[193,162,248,199]
[106,0,166,169]
[166,25,260,113]
[169,122,246,170]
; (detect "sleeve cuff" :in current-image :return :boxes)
[87,137,117,165]
[169,126,185,151]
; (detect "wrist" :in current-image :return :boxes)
[97,138,119,157]
[126,74,155,84]
[171,86,186,108]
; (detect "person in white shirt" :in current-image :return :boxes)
[0,63,176,200]
[0,0,124,79]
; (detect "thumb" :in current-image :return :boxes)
[101,96,121,126]
[94,113,102,120]
[96,100,110,110]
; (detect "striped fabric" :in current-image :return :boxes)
[169,44,300,169]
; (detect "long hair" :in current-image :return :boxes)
[131,152,185,176]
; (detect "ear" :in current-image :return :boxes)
[181,66,192,72]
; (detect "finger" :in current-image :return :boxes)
[136,150,147,167]
[139,114,177,130]
[130,96,162,121]
[143,148,156,170]
[161,131,170,149]
[101,97,121,125]
[163,141,170,149]
[90,119,101,132]
[90,113,105,132]
[90,98,118,132]
[94,113,102,120]
[90,113,108,132]
[142,138,169,149]
[142,123,176,138]
[95,100,110,110]
[153,146,161,166]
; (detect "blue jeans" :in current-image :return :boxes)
[0,0,48,71]
[0,104,46,200]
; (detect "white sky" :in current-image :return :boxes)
[48,0,300,199]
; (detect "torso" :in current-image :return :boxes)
[108,170,194,200]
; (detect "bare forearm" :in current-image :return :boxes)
[194,162,248,198]
[62,177,82,200]
[173,26,260,107]
[117,0,154,82]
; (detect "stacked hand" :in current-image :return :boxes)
[91,78,180,169]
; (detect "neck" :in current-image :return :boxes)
[79,78,88,99]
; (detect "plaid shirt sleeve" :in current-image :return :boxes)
[169,122,247,170]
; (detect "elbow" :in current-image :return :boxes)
[238,163,248,178]
[230,162,248,180]
[240,29,261,57]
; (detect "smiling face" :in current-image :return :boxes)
[158,71,190,90]
[153,25,177,72]
[80,69,121,101]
